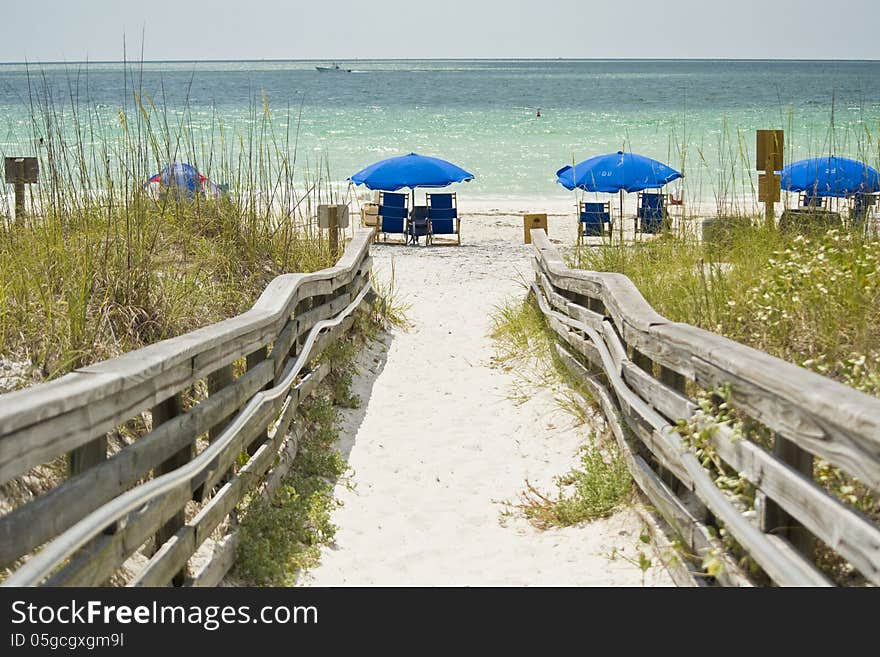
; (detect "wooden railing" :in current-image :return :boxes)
[0,229,374,586]
[529,229,880,586]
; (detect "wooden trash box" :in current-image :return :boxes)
[361,203,379,227]
[523,213,548,244]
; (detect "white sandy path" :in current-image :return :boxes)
[300,211,674,586]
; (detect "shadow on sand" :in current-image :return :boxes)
[333,330,392,462]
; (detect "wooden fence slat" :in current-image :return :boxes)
[0,231,374,487]
[533,274,832,585]
[707,424,880,584]
[552,343,752,587]
[0,361,274,568]
[0,231,373,586]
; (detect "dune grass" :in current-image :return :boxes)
[573,223,880,396]
[0,67,343,387]
[491,295,633,528]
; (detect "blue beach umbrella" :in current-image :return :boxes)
[556,151,682,193]
[349,153,474,192]
[780,156,880,197]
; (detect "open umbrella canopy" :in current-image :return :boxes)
[349,153,474,191]
[556,151,682,193]
[780,156,880,197]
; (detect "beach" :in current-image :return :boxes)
[300,210,676,586]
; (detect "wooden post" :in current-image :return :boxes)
[245,347,269,456]
[760,435,815,560]
[756,130,783,230]
[152,392,189,585]
[14,183,25,220]
[68,437,107,478]
[207,364,235,444]
[523,213,548,244]
[328,205,339,260]
[763,172,775,229]
[5,157,39,222]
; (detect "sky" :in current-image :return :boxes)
[1,0,878,62]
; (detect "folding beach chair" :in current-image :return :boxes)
[637,192,667,234]
[426,192,460,245]
[578,201,611,242]
[407,206,429,245]
[377,191,409,243]
[799,192,825,209]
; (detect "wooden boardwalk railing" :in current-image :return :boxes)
[0,229,374,587]
[529,228,880,586]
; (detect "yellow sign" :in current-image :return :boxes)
[523,213,548,244]
[756,130,784,171]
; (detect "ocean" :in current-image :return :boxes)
[1,59,879,207]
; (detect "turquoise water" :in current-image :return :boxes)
[1,59,879,204]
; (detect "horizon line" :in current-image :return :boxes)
[1,56,879,65]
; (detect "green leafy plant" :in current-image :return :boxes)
[515,440,632,529]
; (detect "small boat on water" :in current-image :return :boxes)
[316,63,351,73]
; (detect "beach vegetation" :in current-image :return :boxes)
[491,295,633,529]
[0,69,343,388]
[573,224,880,397]
[490,294,595,423]
[232,280,403,586]
[515,437,632,529]
[574,223,880,584]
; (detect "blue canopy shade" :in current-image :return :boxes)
[349,153,474,191]
[556,151,682,193]
[780,156,880,197]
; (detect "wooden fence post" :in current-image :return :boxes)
[329,205,339,260]
[245,347,269,456]
[152,392,189,585]
[68,437,107,478]
[207,364,235,443]
[760,435,815,559]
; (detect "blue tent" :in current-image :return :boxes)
[147,163,222,199]
[780,156,880,197]
[349,153,474,191]
[556,151,682,193]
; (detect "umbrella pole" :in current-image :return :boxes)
[619,190,624,244]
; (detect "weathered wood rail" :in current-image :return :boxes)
[529,228,880,586]
[0,229,374,586]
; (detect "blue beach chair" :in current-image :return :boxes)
[850,192,874,230]
[578,201,611,241]
[426,192,460,245]
[407,206,429,245]
[637,192,667,234]
[377,191,409,243]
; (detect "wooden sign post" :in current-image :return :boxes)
[756,130,783,229]
[4,157,39,221]
[318,204,350,260]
